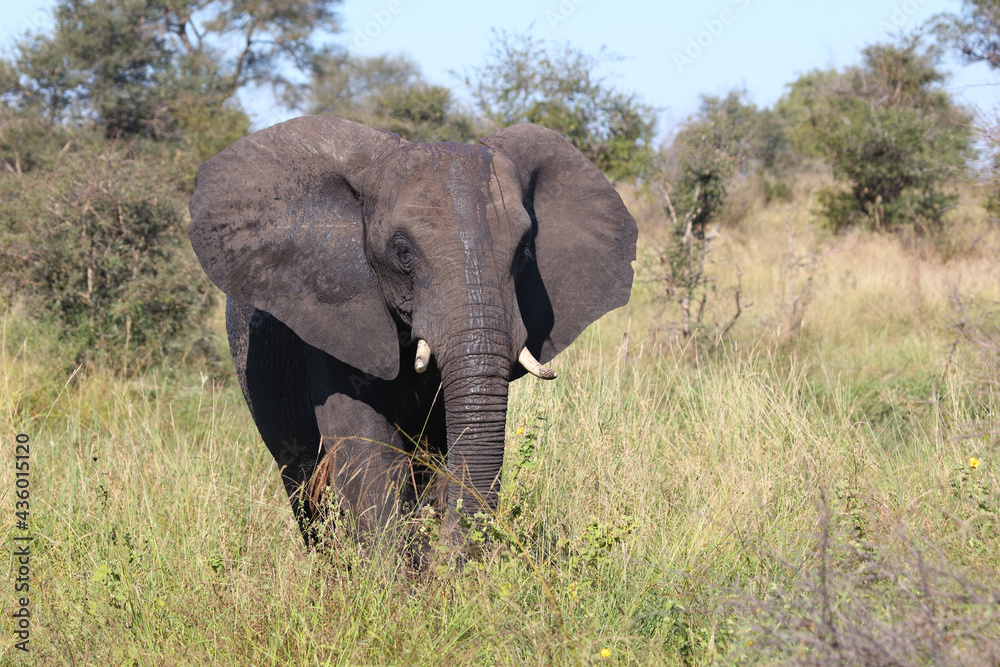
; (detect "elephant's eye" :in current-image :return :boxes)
[391,235,417,273]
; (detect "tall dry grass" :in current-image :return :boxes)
[1,179,998,664]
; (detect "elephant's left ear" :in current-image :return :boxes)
[481,124,637,364]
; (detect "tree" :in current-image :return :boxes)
[1,0,341,140]
[463,31,657,181]
[778,36,973,234]
[935,1,1000,220]
[0,0,343,373]
[934,0,1000,69]
[775,69,847,161]
[667,95,742,239]
[309,53,480,143]
[655,91,774,347]
[665,90,793,236]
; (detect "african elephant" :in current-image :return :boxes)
[188,116,636,545]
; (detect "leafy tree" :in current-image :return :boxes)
[464,31,657,181]
[935,1,1000,220]
[665,90,793,236]
[1,0,340,140]
[310,52,420,116]
[655,91,773,347]
[752,107,795,175]
[668,97,739,240]
[309,53,480,143]
[0,0,342,373]
[934,0,1000,69]
[778,37,973,234]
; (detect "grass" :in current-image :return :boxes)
[2,181,1000,665]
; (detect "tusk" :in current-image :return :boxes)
[519,347,557,380]
[414,339,431,373]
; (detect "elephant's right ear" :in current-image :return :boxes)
[188,116,404,380]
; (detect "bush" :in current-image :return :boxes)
[0,133,216,373]
[813,101,967,235]
[779,37,974,234]
[664,90,795,235]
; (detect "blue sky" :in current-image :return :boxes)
[2,0,997,141]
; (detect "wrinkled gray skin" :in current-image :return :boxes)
[188,116,636,545]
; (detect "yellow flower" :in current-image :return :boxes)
[599,648,611,658]
[970,457,981,469]
[516,427,523,435]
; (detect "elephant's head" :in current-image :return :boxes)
[188,116,636,516]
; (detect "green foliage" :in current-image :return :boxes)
[775,69,845,160]
[374,85,478,143]
[666,90,794,236]
[0,81,243,373]
[0,101,243,372]
[809,99,969,233]
[0,0,337,373]
[0,111,79,175]
[934,0,1000,70]
[0,129,216,372]
[761,175,793,205]
[658,91,764,344]
[669,108,735,238]
[559,517,636,571]
[935,2,1000,225]
[464,31,657,181]
[309,53,480,143]
[1,0,338,138]
[779,37,974,234]
[169,99,251,183]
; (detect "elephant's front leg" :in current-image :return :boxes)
[311,390,418,537]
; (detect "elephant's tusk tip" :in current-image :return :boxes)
[414,339,431,373]
[519,347,557,380]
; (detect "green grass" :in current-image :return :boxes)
[2,186,1000,665]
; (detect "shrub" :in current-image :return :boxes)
[812,100,968,235]
[780,37,974,234]
[0,135,216,373]
[665,90,795,235]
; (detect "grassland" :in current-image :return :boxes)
[2,180,999,665]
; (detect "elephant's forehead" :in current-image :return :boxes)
[391,144,524,225]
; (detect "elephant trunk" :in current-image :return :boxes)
[438,314,515,517]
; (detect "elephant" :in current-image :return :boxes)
[188,115,637,546]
